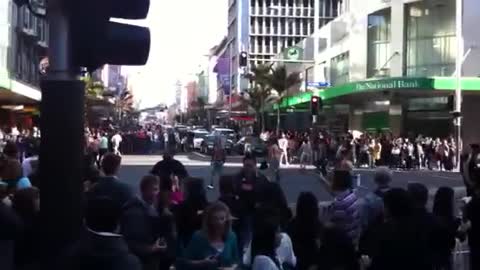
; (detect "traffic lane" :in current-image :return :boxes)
[119,165,330,203]
[353,169,464,191]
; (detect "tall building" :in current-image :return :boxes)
[267,0,480,147]
[0,1,47,128]
[227,0,344,93]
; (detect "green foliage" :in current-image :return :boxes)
[82,73,105,98]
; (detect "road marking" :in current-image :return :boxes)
[191,152,208,158]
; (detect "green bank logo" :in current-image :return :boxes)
[355,79,421,91]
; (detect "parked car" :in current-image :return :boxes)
[234,136,267,157]
[200,135,233,155]
[190,130,209,149]
[212,128,237,142]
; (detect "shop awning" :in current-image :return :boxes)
[273,77,480,110]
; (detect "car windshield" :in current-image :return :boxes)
[194,133,207,139]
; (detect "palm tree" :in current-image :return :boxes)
[82,73,104,127]
[243,64,274,132]
[267,65,302,134]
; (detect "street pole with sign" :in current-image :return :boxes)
[454,0,463,170]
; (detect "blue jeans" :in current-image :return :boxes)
[210,161,224,186]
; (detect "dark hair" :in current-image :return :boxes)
[184,177,208,206]
[85,197,122,232]
[140,175,159,192]
[219,175,235,195]
[12,187,40,221]
[101,153,121,176]
[257,182,292,228]
[433,186,454,219]
[407,182,429,208]
[243,153,256,164]
[251,215,280,268]
[3,142,18,159]
[296,192,319,222]
[159,174,173,192]
[332,170,353,191]
[383,188,414,219]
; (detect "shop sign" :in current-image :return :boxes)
[355,78,422,91]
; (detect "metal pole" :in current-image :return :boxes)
[454,0,463,169]
[313,0,319,124]
[228,42,233,122]
[41,0,84,267]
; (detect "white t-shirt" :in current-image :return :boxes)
[252,255,280,270]
[243,233,296,267]
[278,138,288,151]
[111,134,122,146]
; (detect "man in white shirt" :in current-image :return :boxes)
[278,134,289,166]
[111,132,123,156]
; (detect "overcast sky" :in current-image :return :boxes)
[121,0,228,108]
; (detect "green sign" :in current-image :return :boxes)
[354,78,427,91]
[284,46,303,61]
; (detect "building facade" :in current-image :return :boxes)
[227,0,344,94]
[274,0,480,146]
[0,1,47,128]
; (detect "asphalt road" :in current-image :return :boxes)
[118,154,466,205]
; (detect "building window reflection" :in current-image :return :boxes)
[367,8,391,78]
[330,51,349,86]
[404,0,456,77]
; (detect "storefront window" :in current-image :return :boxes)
[330,52,349,86]
[405,0,456,77]
[367,8,391,78]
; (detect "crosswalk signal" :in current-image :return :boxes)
[239,52,248,67]
[68,0,151,71]
[311,96,322,115]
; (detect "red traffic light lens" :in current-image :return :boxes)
[312,97,318,103]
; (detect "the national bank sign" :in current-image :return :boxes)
[355,78,424,91]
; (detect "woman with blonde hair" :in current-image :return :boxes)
[183,201,239,270]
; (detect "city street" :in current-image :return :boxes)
[118,154,466,206]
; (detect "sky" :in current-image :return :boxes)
[122,0,228,109]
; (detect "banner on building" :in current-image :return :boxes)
[213,54,230,95]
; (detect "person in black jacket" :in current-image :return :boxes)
[174,177,209,250]
[287,192,321,270]
[87,153,134,209]
[432,186,462,270]
[151,152,188,180]
[12,186,41,270]
[122,175,165,270]
[156,174,177,270]
[370,188,431,270]
[69,197,141,270]
[0,185,22,270]
[218,175,245,254]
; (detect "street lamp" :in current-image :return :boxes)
[454,0,463,170]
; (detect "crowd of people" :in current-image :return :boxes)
[259,130,459,173]
[2,123,479,270]
[1,147,479,270]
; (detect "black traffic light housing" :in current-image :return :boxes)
[68,0,151,71]
[311,96,322,115]
[239,51,248,67]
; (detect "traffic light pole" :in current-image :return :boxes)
[40,0,84,268]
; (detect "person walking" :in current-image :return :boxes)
[208,137,226,190]
[98,133,109,164]
[278,134,289,167]
[267,138,282,183]
[111,131,123,156]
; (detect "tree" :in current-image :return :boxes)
[82,73,105,127]
[267,65,302,134]
[243,64,274,132]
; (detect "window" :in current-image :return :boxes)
[404,0,456,77]
[367,8,391,78]
[330,52,349,86]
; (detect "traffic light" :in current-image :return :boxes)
[239,51,248,67]
[68,0,151,71]
[311,96,322,115]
